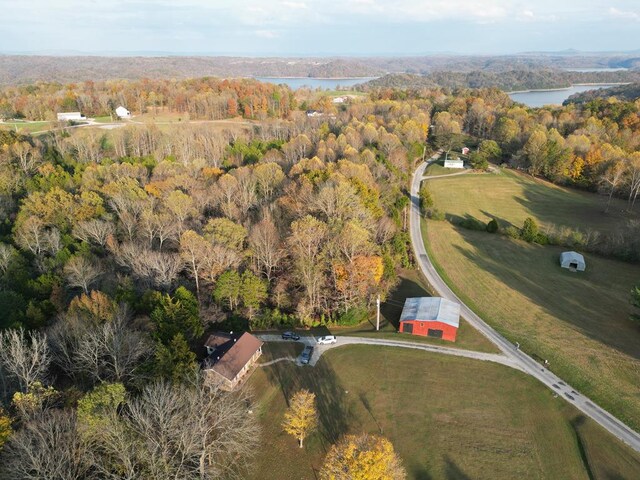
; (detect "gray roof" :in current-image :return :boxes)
[399,297,460,328]
[560,251,586,269]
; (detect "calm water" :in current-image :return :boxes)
[508,84,616,107]
[255,77,376,90]
[566,68,628,72]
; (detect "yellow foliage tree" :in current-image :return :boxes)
[320,433,406,480]
[0,408,11,451]
[282,389,318,448]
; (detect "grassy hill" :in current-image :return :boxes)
[423,169,640,430]
[248,345,640,479]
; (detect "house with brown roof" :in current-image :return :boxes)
[203,332,263,391]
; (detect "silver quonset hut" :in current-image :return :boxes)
[560,251,586,272]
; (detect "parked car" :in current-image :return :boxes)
[317,335,337,345]
[281,331,300,341]
[300,346,314,364]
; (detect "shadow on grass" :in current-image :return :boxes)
[449,225,640,361]
[263,356,350,446]
[444,456,473,480]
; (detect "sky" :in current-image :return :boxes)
[0,0,639,56]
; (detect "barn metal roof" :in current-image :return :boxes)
[399,297,460,328]
[560,251,585,266]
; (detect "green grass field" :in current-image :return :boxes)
[426,168,639,230]
[423,169,640,430]
[0,120,52,133]
[247,345,640,480]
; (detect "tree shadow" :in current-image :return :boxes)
[262,354,350,445]
[508,171,638,230]
[408,463,433,480]
[444,456,473,480]
[451,226,640,361]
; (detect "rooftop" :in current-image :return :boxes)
[204,332,263,381]
[399,297,460,328]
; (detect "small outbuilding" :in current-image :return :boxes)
[203,332,263,390]
[57,112,85,121]
[115,106,131,119]
[444,158,464,169]
[399,297,460,342]
[560,251,586,272]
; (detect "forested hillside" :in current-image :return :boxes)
[1,76,640,476]
[362,70,640,92]
[565,82,640,104]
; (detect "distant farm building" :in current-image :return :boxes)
[332,96,346,104]
[306,110,323,117]
[444,157,464,169]
[203,332,263,390]
[560,251,586,272]
[115,106,131,119]
[57,112,85,121]
[461,147,470,155]
[399,297,460,342]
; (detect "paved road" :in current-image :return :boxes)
[413,157,640,453]
[257,334,520,369]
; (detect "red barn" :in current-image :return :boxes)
[398,297,460,342]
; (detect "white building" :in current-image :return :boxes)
[332,96,346,104]
[560,251,586,272]
[444,158,464,169]
[115,106,131,119]
[57,112,85,121]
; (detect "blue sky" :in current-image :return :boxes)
[1,0,639,55]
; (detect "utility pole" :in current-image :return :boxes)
[376,294,381,331]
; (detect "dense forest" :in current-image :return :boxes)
[566,82,640,104]
[1,76,640,476]
[361,70,640,92]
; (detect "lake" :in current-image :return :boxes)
[508,84,616,107]
[255,77,376,90]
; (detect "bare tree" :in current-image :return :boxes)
[0,328,50,395]
[249,218,285,282]
[0,410,91,480]
[64,256,104,294]
[600,161,626,213]
[0,242,17,274]
[94,378,260,479]
[73,219,115,247]
[73,307,152,384]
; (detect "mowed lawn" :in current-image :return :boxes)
[423,169,640,430]
[425,168,639,231]
[247,345,640,480]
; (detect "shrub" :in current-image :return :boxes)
[459,217,486,231]
[427,208,446,221]
[419,185,434,211]
[486,219,499,233]
[520,217,539,242]
[335,307,369,326]
[504,226,521,239]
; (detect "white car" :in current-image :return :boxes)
[317,335,337,345]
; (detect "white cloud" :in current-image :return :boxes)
[281,1,308,9]
[608,7,640,21]
[255,29,280,39]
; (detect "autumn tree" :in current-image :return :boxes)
[282,389,318,448]
[0,408,11,452]
[320,433,406,480]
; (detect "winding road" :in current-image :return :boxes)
[412,153,640,453]
[257,152,640,453]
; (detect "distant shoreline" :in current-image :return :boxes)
[507,82,629,95]
[254,76,377,80]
